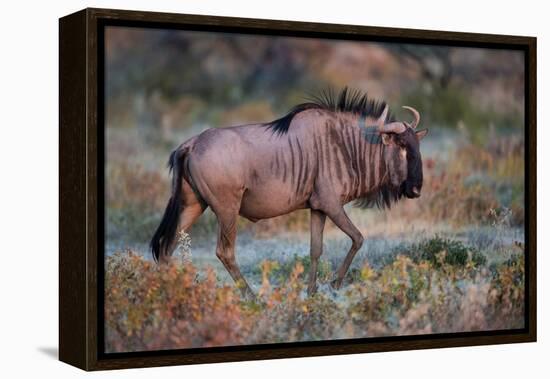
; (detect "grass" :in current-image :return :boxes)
[105,237,525,353]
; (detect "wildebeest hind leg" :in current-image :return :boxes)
[161,202,206,263]
[307,209,326,296]
[324,207,364,289]
[159,178,206,263]
[215,212,255,300]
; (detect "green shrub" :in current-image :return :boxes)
[396,236,487,268]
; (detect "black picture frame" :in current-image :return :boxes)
[59,7,537,371]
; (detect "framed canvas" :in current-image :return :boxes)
[59,8,537,371]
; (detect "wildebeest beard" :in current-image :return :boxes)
[354,180,404,209]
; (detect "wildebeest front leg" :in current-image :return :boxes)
[325,207,364,289]
[308,209,326,296]
[215,213,255,300]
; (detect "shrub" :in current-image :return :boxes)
[256,254,332,285]
[396,236,487,268]
[105,247,524,352]
[346,252,524,335]
[105,250,251,352]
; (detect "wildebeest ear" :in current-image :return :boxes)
[415,129,428,141]
[381,133,393,145]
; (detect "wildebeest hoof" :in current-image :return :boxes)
[307,284,318,296]
[330,279,342,290]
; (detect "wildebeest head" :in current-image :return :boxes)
[377,106,428,199]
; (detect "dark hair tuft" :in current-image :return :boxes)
[264,87,394,135]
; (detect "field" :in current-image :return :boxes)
[104,27,525,353]
[104,126,525,353]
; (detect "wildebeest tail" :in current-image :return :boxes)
[150,147,188,262]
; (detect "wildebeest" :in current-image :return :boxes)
[151,88,428,298]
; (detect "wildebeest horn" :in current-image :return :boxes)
[376,105,389,125]
[378,122,407,134]
[402,106,420,129]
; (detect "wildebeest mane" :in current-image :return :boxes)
[265,87,394,135]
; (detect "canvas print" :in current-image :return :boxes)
[103,26,526,353]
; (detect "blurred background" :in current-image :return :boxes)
[105,25,525,275]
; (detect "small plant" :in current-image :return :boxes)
[174,230,192,264]
[489,207,513,228]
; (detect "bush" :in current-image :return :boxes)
[346,252,523,335]
[105,250,251,352]
[254,254,332,285]
[105,247,524,352]
[396,236,487,268]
